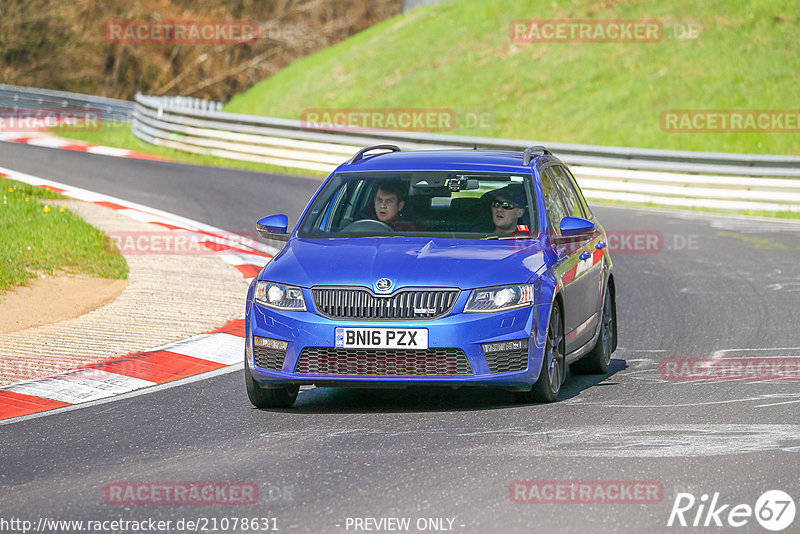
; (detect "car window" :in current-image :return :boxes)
[540,168,568,234]
[548,166,584,219]
[561,167,594,219]
[318,186,346,231]
[298,171,539,239]
[552,166,591,219]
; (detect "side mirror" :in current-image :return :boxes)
[560,216,595,237]
[256,214,290,241]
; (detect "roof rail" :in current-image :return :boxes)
[347,144,401,165]
[522,145,552,166]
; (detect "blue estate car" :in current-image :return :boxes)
[245,145,617,407]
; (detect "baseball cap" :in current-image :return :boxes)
[489,184,527,208]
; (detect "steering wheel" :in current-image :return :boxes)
[342,219,394,233]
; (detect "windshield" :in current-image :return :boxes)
[298,171,539,239]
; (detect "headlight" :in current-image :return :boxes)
[464,284,533,313]
[255,281,306,311]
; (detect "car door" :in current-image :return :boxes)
[548,165,604,349]
[539,166,583,353]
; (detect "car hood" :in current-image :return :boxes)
[261,236,547,290]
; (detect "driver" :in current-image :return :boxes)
[374,181,405,226]
[371,180,418,231]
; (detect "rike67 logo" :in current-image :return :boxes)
[668,490,796,531]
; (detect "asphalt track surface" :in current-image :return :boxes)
[2,141,800,533]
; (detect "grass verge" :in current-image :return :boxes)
[225,0,799,156]
[0,176,128,294]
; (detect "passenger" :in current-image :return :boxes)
[488,184,529,235]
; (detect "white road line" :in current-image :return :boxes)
[259,424,800,457]
[168,333,245,365]
[0,363,244,426]
[3,369,154,404]
[712,347,800,358]
[86,146,137,157]
[217,253,270,267]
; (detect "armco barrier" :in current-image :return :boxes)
[132,93,800,212]
[0,84,133,123]
[3,86,798,212]
[132,93,800,177]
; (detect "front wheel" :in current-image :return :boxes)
[517,302,564,403]
[570,283,616,375]
[245,358,299,408]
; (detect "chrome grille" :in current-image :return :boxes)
[485,349,529,374]
[311,287,460,320]
[254,346,286,371]
[295,347,473,376]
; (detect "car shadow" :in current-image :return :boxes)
[256,357,627,414]
[543,357,627,403]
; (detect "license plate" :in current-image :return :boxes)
[335,327,428,349]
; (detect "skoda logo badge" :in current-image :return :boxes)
[375,278,393,293]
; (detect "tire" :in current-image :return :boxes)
[517,302,565,403]
[245,357,299,408]
[570,283,616,375]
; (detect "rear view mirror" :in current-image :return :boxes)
[446,177,479,192]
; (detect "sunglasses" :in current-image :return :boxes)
[491,200,518,210]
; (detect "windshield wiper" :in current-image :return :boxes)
[481,235,534,240]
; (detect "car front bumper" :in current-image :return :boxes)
[246,296,552,390]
